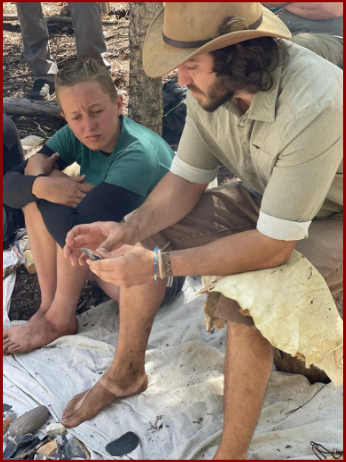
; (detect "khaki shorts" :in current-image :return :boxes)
[142,182,343,327]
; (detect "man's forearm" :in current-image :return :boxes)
[168,229,297,277]
[284,2,343,19]
[262,2,290,7]
[127,172,208,241]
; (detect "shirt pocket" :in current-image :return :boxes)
[250,142,278,189]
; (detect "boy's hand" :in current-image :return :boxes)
[32,175,94,208]
[25,152,60,176]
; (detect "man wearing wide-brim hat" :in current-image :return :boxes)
[62,2,343,459]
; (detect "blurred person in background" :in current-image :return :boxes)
[15,2,110,100]
[263,2,343,67]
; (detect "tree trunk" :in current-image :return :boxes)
[128,2,163,135]
[3,98,62,118]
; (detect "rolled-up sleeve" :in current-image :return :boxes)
[258,104,343,240]
[170,155,218,184]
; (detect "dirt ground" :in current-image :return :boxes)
[3,2,235,321]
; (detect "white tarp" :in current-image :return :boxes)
[3,277,343,460]
[3,271,16,331]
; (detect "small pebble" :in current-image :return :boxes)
[10,405,50,437]
[56,434,68,451]
[12,437,41,459]
[63,437,90,459]
[3,416,11,434]
[48,453,61,460]
[106,431,140,457]
[4,442,17,459]
[36,440,59,458]
[14,433,36,447]
[46,422,67,436]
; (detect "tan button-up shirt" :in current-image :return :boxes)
[171,40,343,241]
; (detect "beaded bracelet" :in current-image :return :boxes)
[154,247,173,287]
[154,247,159,283]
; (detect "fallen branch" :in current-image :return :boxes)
[33,121,49,138]
[3,98,62,119]
[4,14,71,23]
[3,72,32,81]
[3,13,120,25]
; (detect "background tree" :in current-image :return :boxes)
[128,2,163,135]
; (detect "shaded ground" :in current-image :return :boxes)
[3,2,235,321]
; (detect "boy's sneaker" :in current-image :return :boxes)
[28,79,55,101]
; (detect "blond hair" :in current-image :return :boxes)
[55,58,117,107]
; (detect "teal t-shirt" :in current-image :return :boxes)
[46,115,175,197]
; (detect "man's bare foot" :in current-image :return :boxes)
[3,315,78,355]
[214,450,247,460]
[61,371,148,427]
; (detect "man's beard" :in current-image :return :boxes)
[187,77,235,112]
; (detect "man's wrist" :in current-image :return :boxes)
[126,220,141,243]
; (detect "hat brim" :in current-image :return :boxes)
[143,6,292,78]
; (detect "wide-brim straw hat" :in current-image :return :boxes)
[143,2,292,78]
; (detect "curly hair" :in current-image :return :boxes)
[210,16,289,94]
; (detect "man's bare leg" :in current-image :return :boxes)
[214,322,273,460]
[61,278,167,427]
[3,241,90,354]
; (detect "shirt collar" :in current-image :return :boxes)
[247,63,282,123]
[222,62,283,123]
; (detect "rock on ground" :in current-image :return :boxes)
[9,405,50,437]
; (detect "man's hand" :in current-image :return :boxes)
[32,175,94,209]
[25,152,60,176]
[64,221,140,266]
[87,244,154,288]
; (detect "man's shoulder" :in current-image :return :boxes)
[280,41,343,110]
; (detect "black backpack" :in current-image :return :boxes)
[162,79,187,145]
[3,204,25,249]
[3,112,26,249]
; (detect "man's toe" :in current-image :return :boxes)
[3,329,11,339]
[7,344,21,355]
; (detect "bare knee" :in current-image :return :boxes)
[227,321,273,360]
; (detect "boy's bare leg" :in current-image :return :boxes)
[3,235,90,354]
[214,322,273,460]
[89,274,120,303]
[23,202,58,321]
[61,278,167,428]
